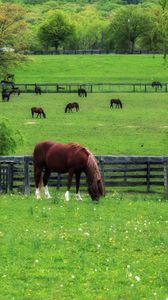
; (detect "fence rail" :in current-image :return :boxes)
[0,156,168,197]
[1,82,168,93]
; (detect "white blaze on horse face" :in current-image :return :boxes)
[35,188,41,199]
[65,191,70,201]
[76,193,83,201]
[44,185,52,199]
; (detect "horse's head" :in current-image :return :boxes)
[88,177,105,202]
[86,152,105,202]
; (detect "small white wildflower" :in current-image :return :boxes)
[71,275,75,279]
[2,274,7,278]
[60,284,63,287]
[127,265,130,269]
[84,232,90,236]
[78,228,82,231]
[130,284,134,288]
[35,259,39,263]
[128,273,132,277]
[26,229,29,232]
[97,244,101,248]
[153,292,157,296]
[135,276,140,282]
[94,269,97,272]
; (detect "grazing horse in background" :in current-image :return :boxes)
[1,90,13,101]
[31,107,46,118]
[33,141,105,201]
[110,99,123,109]
[65,102,79,113]
[35,84,42,95]
[78,87,87,97]
[151,81,162,88]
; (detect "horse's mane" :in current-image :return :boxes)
[86,150,101,180]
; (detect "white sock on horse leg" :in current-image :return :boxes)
[35,188,41,199]
[76,193,83,201]
[44,185,52,199]
[65,191,70,201]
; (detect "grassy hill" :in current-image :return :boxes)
[13,54,168,84]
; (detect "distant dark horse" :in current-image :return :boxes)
[1,90,13,101]
[78,88,87,97]
[151,81,162,88]
[35,84,42,95]
[33,141,105,201]
[31,107,46,118]
[110,99,123,109]
[65,102,79,113]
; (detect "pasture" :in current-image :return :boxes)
[13,54,168,84]
[1,57,168,299]
[0,92,168,156]
[0,193,168,300]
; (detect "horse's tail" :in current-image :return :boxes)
[42,110,46,118]
[86,152,105,201]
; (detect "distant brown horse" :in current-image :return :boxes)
[33,141,105,201]
[65,102,79,113]
[110,99,123,109]
[31,107,46,118]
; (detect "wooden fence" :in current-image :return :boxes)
[0,156,168,197]
[1,82,168,93]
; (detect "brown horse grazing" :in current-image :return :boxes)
[110,99,123,109]
[33,141,105,202]
[31,107,46,118]
[65,102,79,113]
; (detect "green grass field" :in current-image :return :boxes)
[13,54,168,84]
[0,193,168,300]
[1,55,168,300]
[0,92,168,156]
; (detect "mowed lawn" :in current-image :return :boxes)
[0,92,168,156]
[13,54,168,84]
[0,193,168,300]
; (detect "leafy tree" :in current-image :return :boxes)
[0,3,28,77]
[157,0,168,60]
[71,7,109,49]
[108,6,152,53]
[0,121,23,155]
[38,11,75,50]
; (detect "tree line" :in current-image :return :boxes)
[0,1,168,75]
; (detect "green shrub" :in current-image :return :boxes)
[0,120,23,155]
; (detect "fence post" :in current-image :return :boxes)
[146,161,150,192]
[23,157,30,194]
[164,162,168,198]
